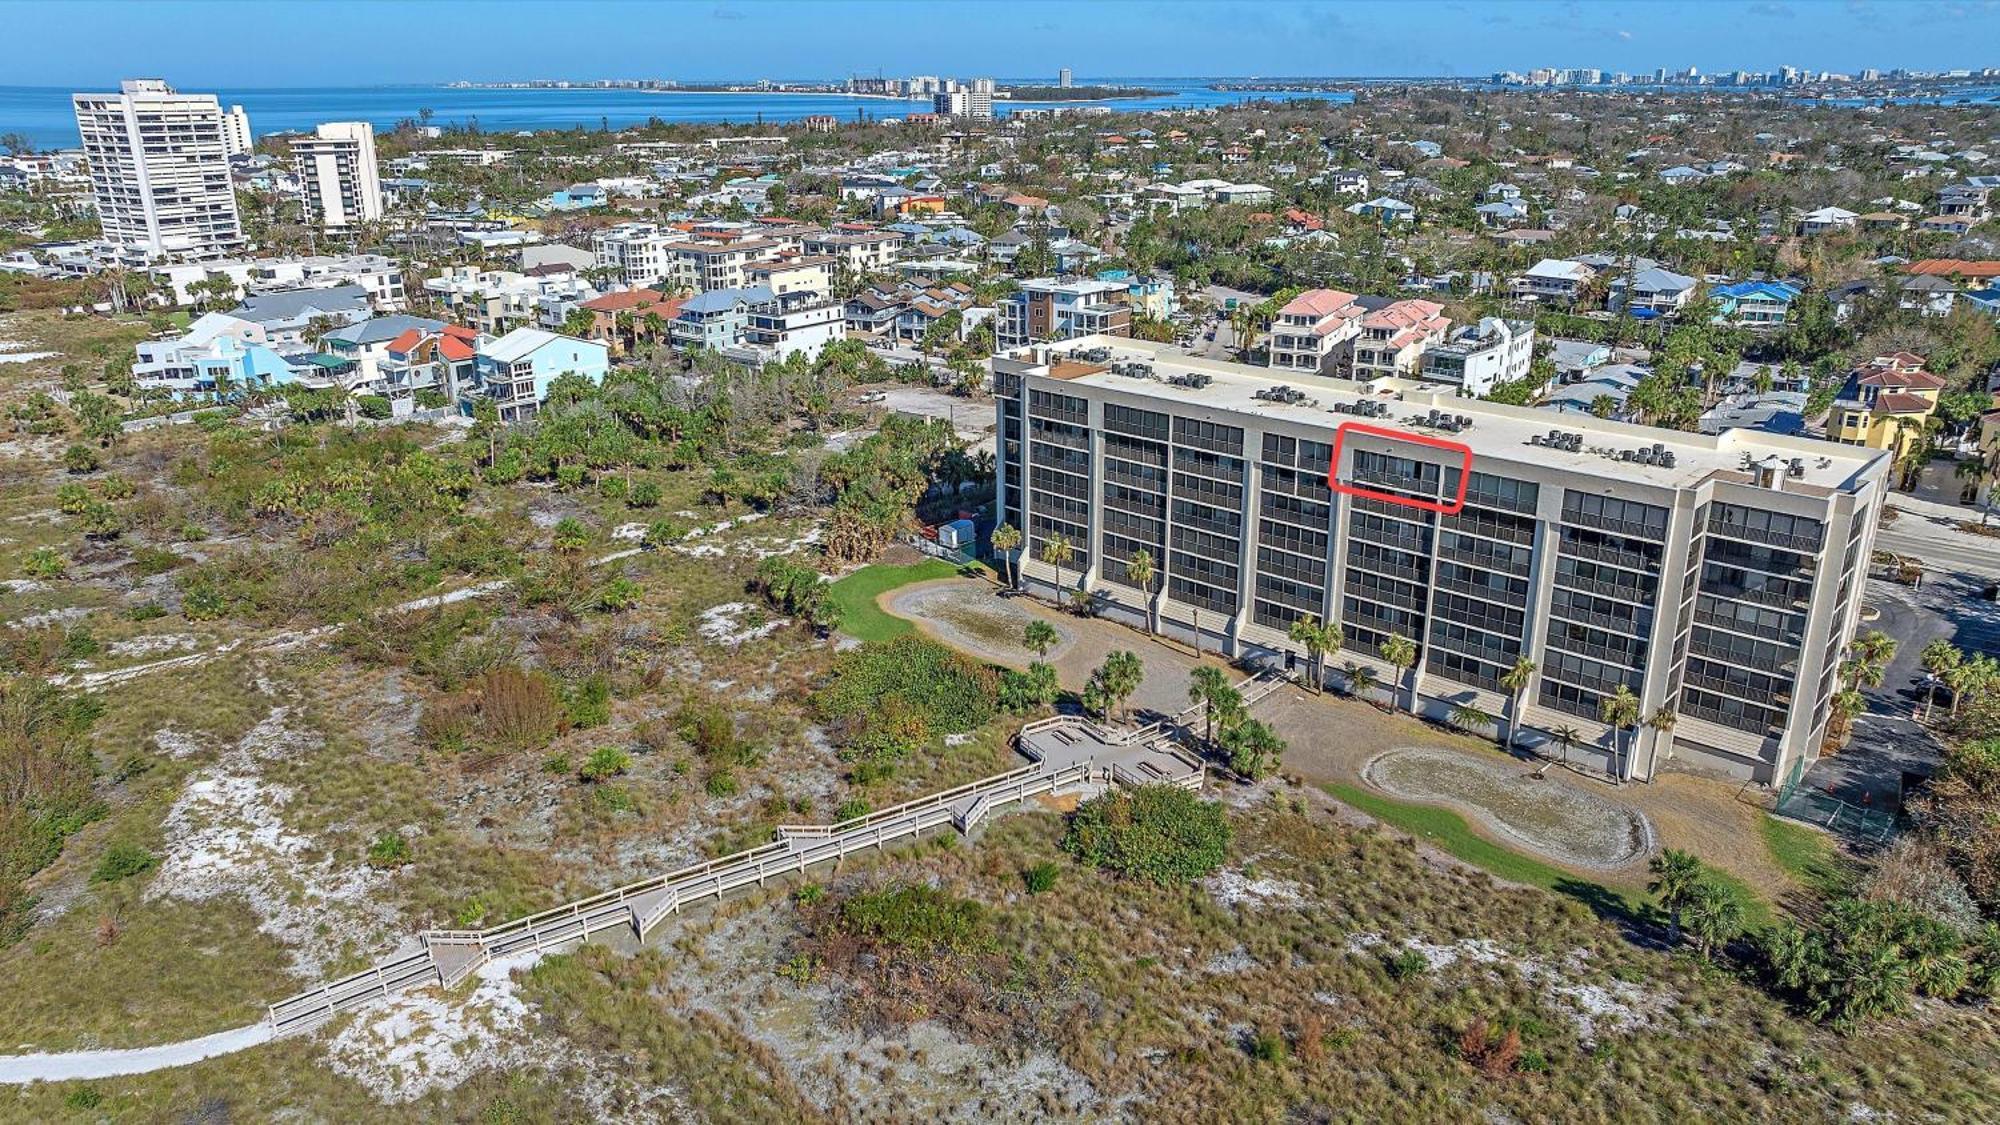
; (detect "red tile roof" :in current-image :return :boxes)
[1876,392,1934,414]
[438,336,475,362]
[1908,259,2000,279]
[1279,288,1359,319]
[582,288,669,313]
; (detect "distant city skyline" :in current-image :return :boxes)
[9,0,1999,88]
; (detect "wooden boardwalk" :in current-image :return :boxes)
[267,705,1228,1037]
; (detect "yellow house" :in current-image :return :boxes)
[1827,352,1944,466]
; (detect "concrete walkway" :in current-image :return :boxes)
[0,1023,272,1085]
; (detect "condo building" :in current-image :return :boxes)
[294,121,384,230]
[73,79,246,261]
[994,337,1888,786]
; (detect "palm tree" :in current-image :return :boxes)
[1342,661,1380,707]
[1188,665,1231,746]
[1380,634,1418,714]
[1599,684,1642,779]
[1647,848,1705,945]
[1093,650,1144,723]
[1943,653,1997,719]
[1541,724,1581,777]
[1845,629,1898,693]
[1037,533,1074,601]
[1288,613,1342,693]
[1919,639,1961,721]
[1499,656,1536,749]
[1023,620,1059,658]
[1449,702,1495,738]
[990,522,1022,589]
[1124,548,1158,636]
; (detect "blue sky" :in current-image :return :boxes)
[11,0,1999,86]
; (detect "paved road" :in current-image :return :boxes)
[1875,522,2000,577]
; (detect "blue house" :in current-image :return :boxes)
[1711,280,1802,327]
[668,286,775,352]
[132,312,301,397]
[545,183,608,212]
[474,327,609,422]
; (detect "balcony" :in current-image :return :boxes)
[1706,514,1824,553]
[1560,507,1666,541]
[1560,537,1662,572]
[1692,606,1803,646]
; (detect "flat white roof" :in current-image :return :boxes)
[1018,336,1885,495]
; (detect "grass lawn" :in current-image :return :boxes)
[1760,812,1854,896]
[827,559,966,643]
[1327,782,1778,929]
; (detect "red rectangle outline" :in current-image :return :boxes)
[1327,420,1473,516]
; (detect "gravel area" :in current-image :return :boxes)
[885,583,1073,666]
[1362,746,1655,870]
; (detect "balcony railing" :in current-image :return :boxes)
[1705,514,1824,553]
[1561,508,1666,541]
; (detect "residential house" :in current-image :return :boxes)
[593,222,693,289]
[1797,206,1859,235]
[1826,352,1946,466]
[1265,288,1364,374]
[669,286,776,351]
[800,229,902,277]
[1475,200,1530,227]
[378,323,481,407]
[576,288,685,355]
[1710,280,1801,327]
[1345,196,1417,223]
[1615,266,1699,315]
[996,276,1133,350]
[132,312,299,395]
[1511,258,1596,304]
[1700,391,1808,438]
[747,256,834,297]
[740,290,844,363]
[225,284,374,348]
[1351,299,1450,379]
[473,328,610,423]
[1416,317,1534,396]
[321,314,450,388]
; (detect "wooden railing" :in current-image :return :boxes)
[266,745,1106,1035]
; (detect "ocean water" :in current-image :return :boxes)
[0,78,1354,150]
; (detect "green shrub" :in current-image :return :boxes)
[1061,785,1230,885]
[542,754,571,775]
[837,884,989,957]
[367,832,413,868]
[1248,1029,1289,1064]
[705,769,740,798]
[1023,862,1060,894]
[90,842,157,884]
[566,674,612,729]
[813,635,998,734]
[578,746,631,783]
[591,785,635,813]
[641,518,686,549]
[356,395,392,420]
[129,546,187,576]
[61,443,100,474]
[794,882,827,905]
[62,1085,102,1110]
[126,603,166,621]
[1387,948,1430,980]
[21,547,65,580]
[99,475,135,501]
[833,798,870,822]
[628,479,663,508]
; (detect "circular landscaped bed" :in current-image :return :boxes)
[1362,746,1654,870]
